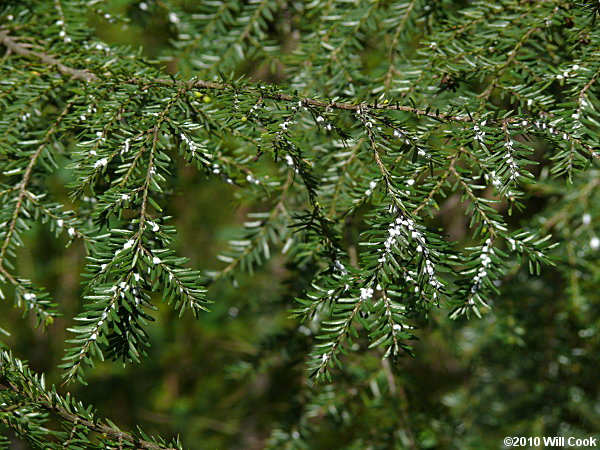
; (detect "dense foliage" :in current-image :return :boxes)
[0,0,599,448]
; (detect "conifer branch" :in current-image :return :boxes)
[0,29,514,124]
[0,367,175,450]
[0,30,98,82]
[384,0,418,88]
[0,99,75,267]
[1,0,599,446]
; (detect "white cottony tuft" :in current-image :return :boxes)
[582,213,591,225]
[94,158,108,169]
[333,260,347,274]
[360,287,374,300]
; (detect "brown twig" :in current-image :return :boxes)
[0,30,552,127]
[0,30,98,82]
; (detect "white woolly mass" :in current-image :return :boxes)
[379,214,441,292]
[470,238,493,295]
[94,158,108,169]
[360,287,374,300]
